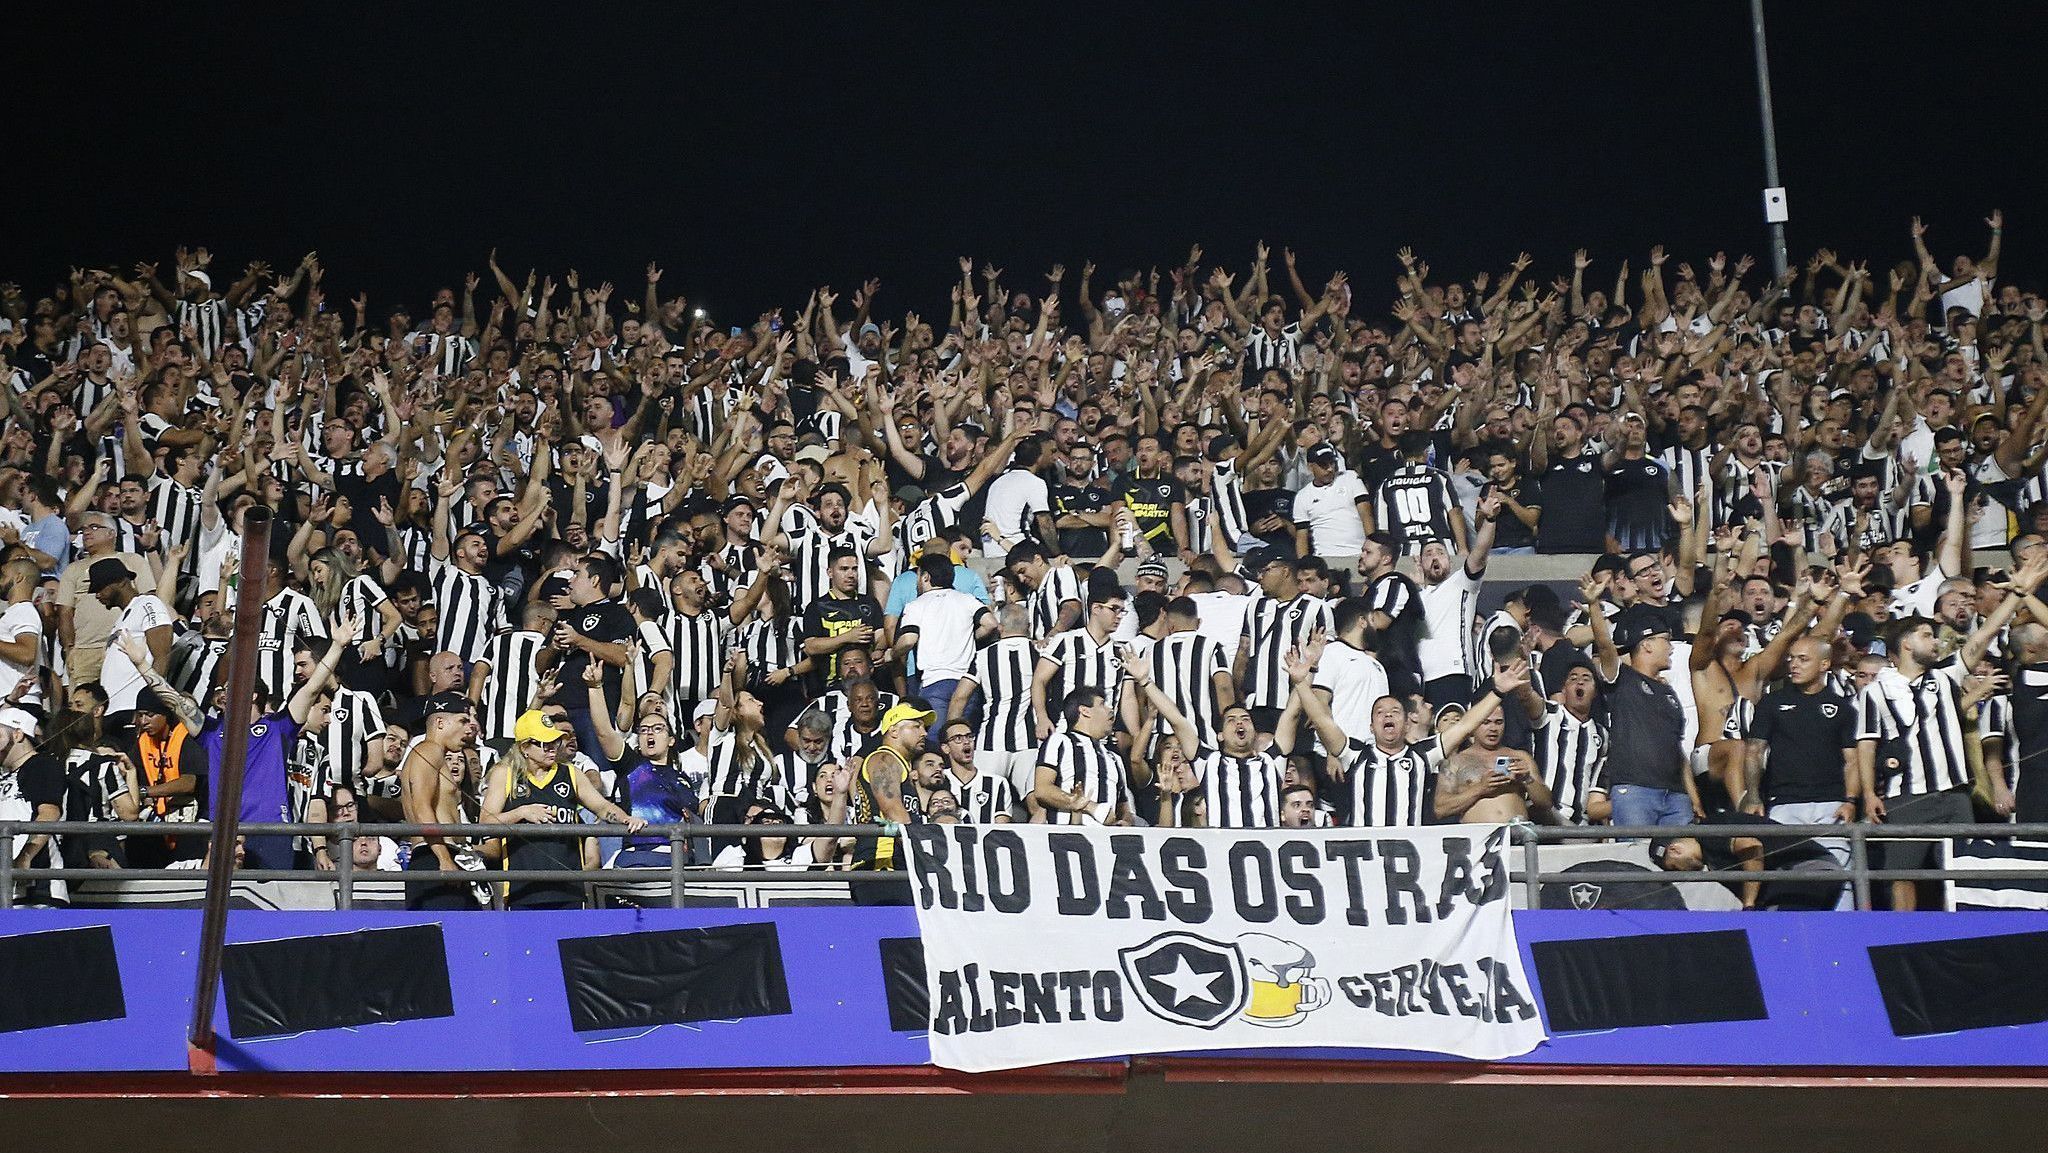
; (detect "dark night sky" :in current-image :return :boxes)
[11,3,2044,323]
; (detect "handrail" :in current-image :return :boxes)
[6,819,2044,913]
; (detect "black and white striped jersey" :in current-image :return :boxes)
[319,686,386,797]
[257,587,327,702]
[1337,735,1441,827]
[146,474,203,567]
[1656,443,1715,511]
[479,630,547,745]
[1240,592,1334,710]
[892,481,973,566]
[335,573,390,646]
[783,503,879,605]
[1193,748,1284,828]
[1856,659,1972,798]
[1210,456,1252,550]
[1242,323,1302,372]
[966,636,1037,754]
[704,725,776,801]
[166,627,230,703]
[947,767,1017,824]
[738,615,805,681]
[1534,703,1607,825]
[1040,628,1126,718]
[663,606,731,707]
[1026,564,1082,642]
[429,557,505,665]
[175,298,227,360]
[1148,631,1230,749]
[1036,731,1131,825]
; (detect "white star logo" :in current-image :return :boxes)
[1151,955,1224,1008]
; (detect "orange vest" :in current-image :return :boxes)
[136,726,189,819]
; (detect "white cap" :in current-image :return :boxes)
[0,708,39,739]
[184,269,212,290]
[693,700,719,722]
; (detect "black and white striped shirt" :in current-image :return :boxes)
[320,686,386,796]
[1036,731,1131,824]
[1656,443,1715,510]
[258,587,327,702]
[947,767,1017,824]
[175,298,227,360]
[739,615,804,684]
[663,606,731,706]
[147,474,203,567]
[1534,703,1607,825]
[166,627,230,703]
[784,504,880,605]
[1149,631,1230,750]
[1242,323,1302,372]
[1856,659,1972,798]
[1194,748,1284,828]
[704,726,775,802]
[1337,736,1441,827]
[893,482,973,567]
[1026,564,1083,642]
[1040,628,1125,718]
[966,636,1037,754]
[429,557,506,665]
[480,630,548,745]
[1211,456,1252,550]
[1241,592,1333,710]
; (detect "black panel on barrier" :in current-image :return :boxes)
[0,926,125,1033]
[222,924,455,1039]
[557,922,791,1033]
[1869,930,2048,1037]
[1530,929,1766,1032]
[877,936,928,1032]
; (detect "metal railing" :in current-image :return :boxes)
[5,819,2045,912]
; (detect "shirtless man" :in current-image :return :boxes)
[1690,566,1858,809]
[401,691,480,911]
[1433,661,1555,823]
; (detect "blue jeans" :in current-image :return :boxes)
[919,678,960,748]
[563,706,606,774]
[1607,783,1695,831]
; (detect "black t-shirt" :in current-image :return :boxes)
[1241,487,1296,538]
[1751,684,1858,805]
[555,600,635,713]
[1483,479,1539,550]
[1536,452,1608,553]
[547,474,611,535]
[1113,472,1184,554]
[12,754,64,867]
[1052,483,1112,558]
[1600,664,1686,791]
[1605,454,1673,548]
[480,527,541,589]
[801,592,884,690]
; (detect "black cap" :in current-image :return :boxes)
[423,691,472,718]
[87,558,134,594]
[1243,544,1295,573]
[132,687,169,718]
[720,494,755,516]
[1615,616,1675,652]
[1307,444,1340,466]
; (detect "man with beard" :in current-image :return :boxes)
[1414,489,1503,709]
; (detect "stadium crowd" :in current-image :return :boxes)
[0,212,2041,911]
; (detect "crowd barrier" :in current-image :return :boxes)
[2,821,2048,1075]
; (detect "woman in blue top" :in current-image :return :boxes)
[586,663,700,868]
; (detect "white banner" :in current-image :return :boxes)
[903,823,1545,1072]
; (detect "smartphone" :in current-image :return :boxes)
[730,326,743,338]
[770,317,782,333]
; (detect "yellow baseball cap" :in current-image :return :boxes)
[514,710,567,744]
[879,702,936,732]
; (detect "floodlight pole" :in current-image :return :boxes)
[1751,0,1790,279]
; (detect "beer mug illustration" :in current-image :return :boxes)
[1237,933,1330,1028]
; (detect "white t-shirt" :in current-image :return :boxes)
[1890,561,1949,620]
[0,601,42,707]
[101,593,172,712]
[981,469,1050,556]
[1291,470,1370,559]
[1189,591,1252,655]
[900,588,989,682]
[1416,564,1482,681]
[1313,641,1390,746]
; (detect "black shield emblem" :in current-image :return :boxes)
[1117,932,1248,1030]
